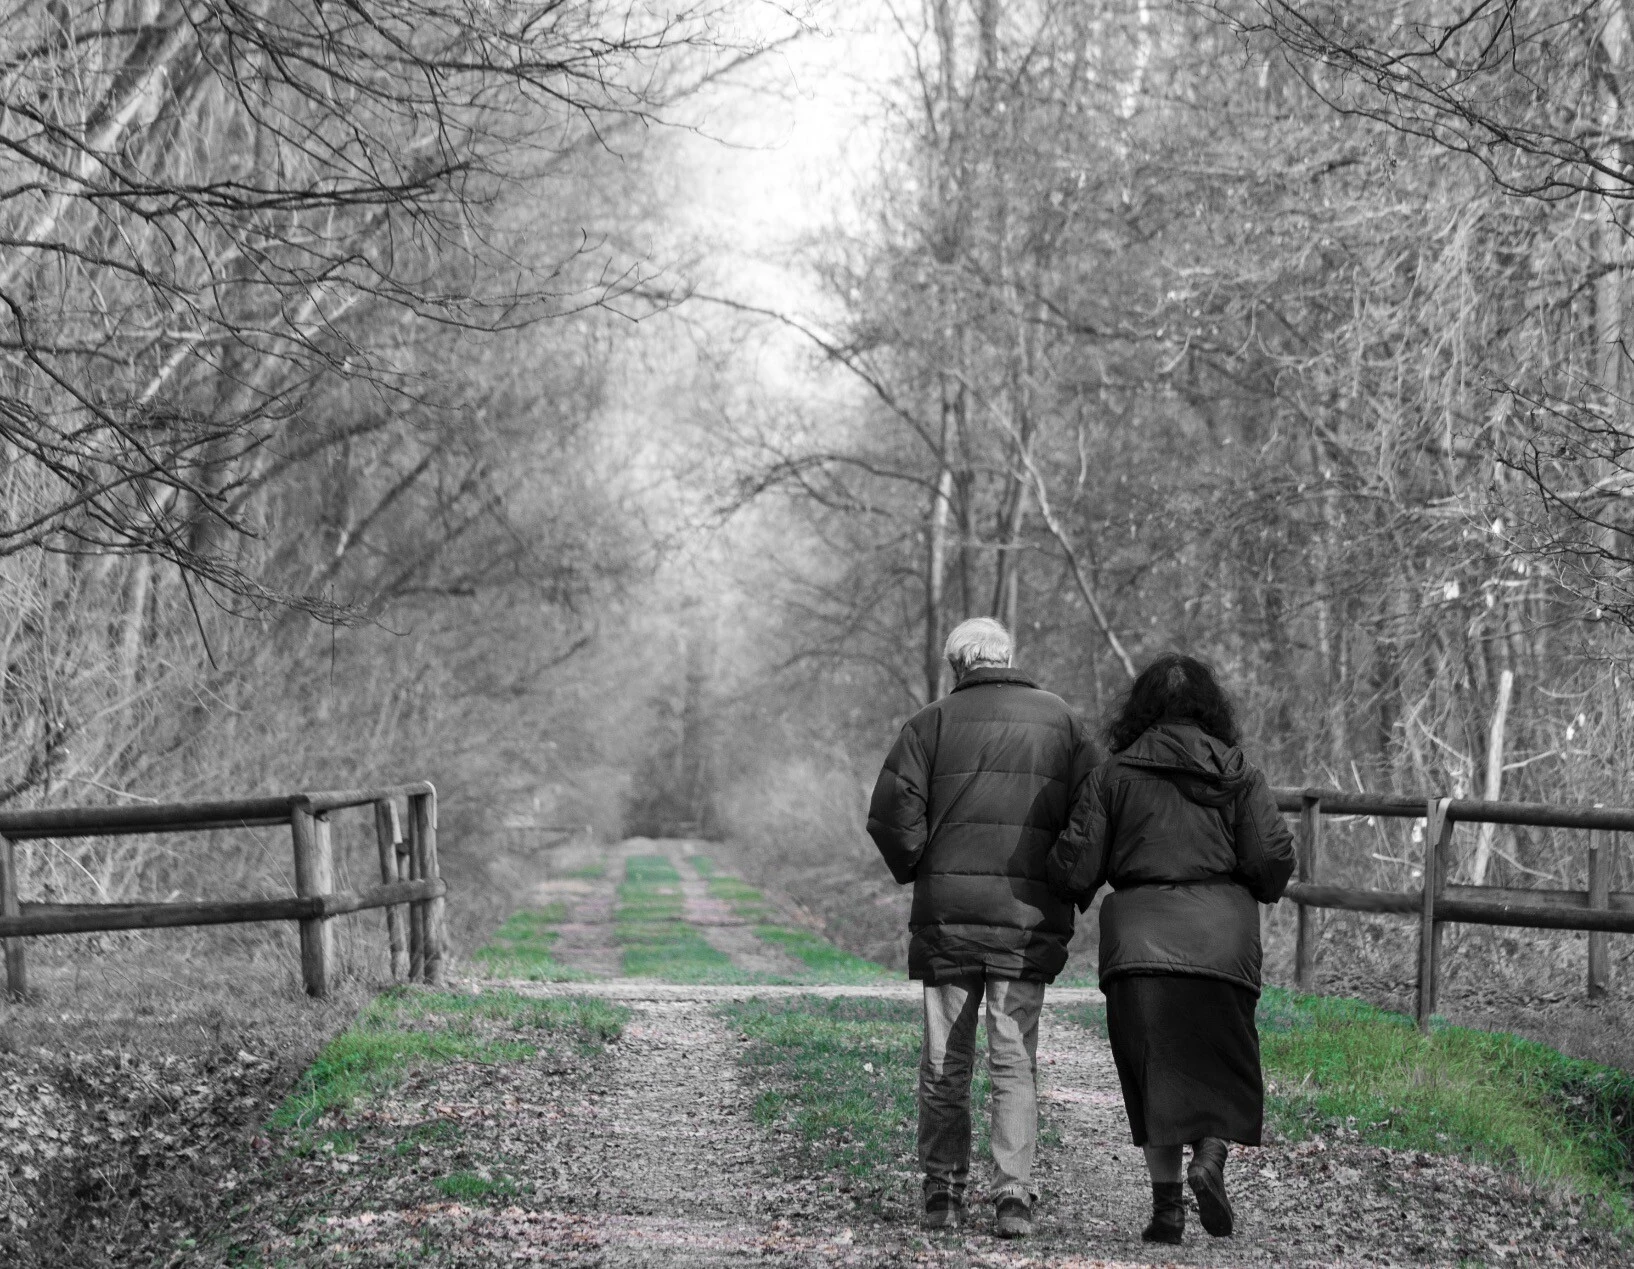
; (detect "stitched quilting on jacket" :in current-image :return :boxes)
[866,667,1100,984]
[1044,721,1296,993]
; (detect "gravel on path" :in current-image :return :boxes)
[185,839,1632,1267]
[203,992,1629,1268]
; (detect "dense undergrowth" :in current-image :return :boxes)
[1063,986,1634,1220]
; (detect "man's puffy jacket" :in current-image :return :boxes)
[1044,721,1295,994]
[866,667,1099,984]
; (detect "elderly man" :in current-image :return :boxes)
[867,617,1098,1238]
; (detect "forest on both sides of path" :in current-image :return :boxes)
[5,2,1634,1038]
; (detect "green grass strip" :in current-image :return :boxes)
[1258,987,1633,1217]
[1061,985,1634,1221]
[707,875,769,920]
[616,853,747,981]
[687,854,896,984]
[754,925,897,984]
[270,988,628,1131]
[721,996,929,1188]
[472,901,596,982]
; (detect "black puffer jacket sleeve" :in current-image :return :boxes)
[866,722,933,884]
[1232,767,1297,903]
[1045,760,1111,909]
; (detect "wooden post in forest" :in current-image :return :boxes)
[1295,792,1322,991]
[1417,798,1453,1033]
[409,790,443,984]
[373,799,408,980]
[0,834,24,1000]
[1588,830,1612,999]
[292,806,334,997]
[406,802,426,982]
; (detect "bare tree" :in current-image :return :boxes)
[0,0,746,609]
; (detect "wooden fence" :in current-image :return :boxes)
[1274,788,1633,1031]
[0,782,444,1001]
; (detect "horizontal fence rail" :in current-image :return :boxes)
[0,782,444,1001]
[1271,786,1626,1030]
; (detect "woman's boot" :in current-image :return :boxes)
[1141,1181,1185,1244]
[1187,1137,1233,1236]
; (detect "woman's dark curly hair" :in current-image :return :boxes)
[1107,653,1240,753]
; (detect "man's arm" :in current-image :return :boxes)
[866,722,932,884]
[1232,766,1297,903]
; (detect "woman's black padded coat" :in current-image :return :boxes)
[866,668,1098,984]
[1044,721,1296,994]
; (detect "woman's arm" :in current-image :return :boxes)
[1046,761,1112,909]
[1232,766,1297,903]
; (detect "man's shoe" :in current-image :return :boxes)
[1141,1181,1185,1244]
[1187,1137,1233,1237]
[922,1192,962,1231]
[994,1196,1032,1239]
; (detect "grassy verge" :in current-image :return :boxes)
[705,873,771,922]
[686,854,897,984]
[1258,987,1633,1216]
[183,988,629,1263]
[616,854,747,981]
[1060,985,1634,1219]
[754,925,898,983]
[720,995,991,1212]
[471,901,596,982]
[271,987,628,1134]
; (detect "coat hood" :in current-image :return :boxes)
[1115,721,1249,808]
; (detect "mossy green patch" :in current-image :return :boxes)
[434,1171,518,1201]
[270,988,628,1132]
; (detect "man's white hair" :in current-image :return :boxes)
[944,617,1013,675]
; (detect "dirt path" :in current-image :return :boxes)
[214,992,1626,1267]
[189,841,1630,1267]
[542,836,812,980]
[1028,1006,1617,1266]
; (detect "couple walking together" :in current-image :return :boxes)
[866,617,1296,1243]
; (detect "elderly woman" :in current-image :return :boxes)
[1045,654,1294,1244]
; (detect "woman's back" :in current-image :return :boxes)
[1097,723,1249,887]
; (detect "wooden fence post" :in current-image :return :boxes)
[0,834,25,1001]
[410,789,443,985]
[406,800,426,982]
[292,806,334,997]
[373,799,408,981]
[1417,797,1452,1033]
[1589,830,1611,999]
[1296,792,1322,991]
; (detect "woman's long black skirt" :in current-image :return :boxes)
[1103,973,1263,1147]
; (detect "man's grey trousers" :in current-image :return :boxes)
[918,975,1045,1206]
